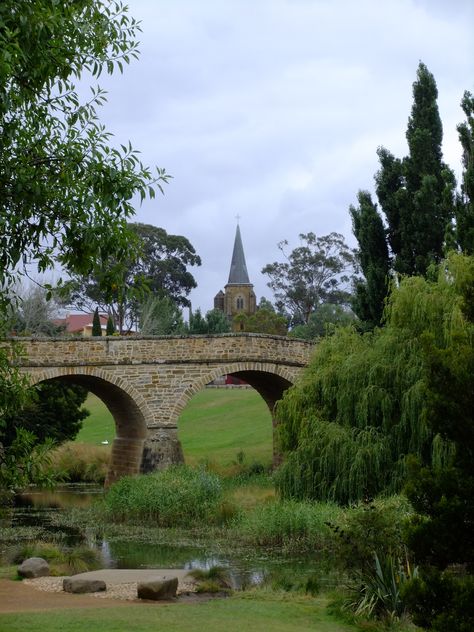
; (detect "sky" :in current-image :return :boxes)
[94,0,474,313]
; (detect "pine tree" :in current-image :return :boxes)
[106,315,115,336]
[350,191,390,328]
[92,307,102,336]
[455,91,474,254]
[375,62,456,277]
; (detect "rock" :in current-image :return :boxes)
[63,577,107,594]
[17,557,50,579]
[137,576,179,601]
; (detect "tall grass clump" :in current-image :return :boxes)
[238,499,344,551]
[47,442,111,483]
[104,465,223,526]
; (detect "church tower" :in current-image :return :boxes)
[214,224,256,331]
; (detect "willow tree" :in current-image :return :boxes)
[275,254,472,504]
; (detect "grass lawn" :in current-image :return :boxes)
[76,388,273,467]
[0,593,361,632]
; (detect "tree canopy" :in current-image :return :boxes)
[275,254,473,505]
[63,223,201,333]
[0,0,169,309]
[262,232,356,325]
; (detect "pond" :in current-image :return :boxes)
[6,485,341,591]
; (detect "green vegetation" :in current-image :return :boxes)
[0,594,368,632]
[103,466,224,526]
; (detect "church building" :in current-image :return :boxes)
[214,224,256,331]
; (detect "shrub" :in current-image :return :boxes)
[328,496,414,571]
[104,465,223,526]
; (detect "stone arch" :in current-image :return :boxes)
[26,367,152,486]
[170,362,301,466]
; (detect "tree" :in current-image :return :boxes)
[234,307,288,336]
[374,63,455,277]
[0,1,169,310]
[187,308,231,334]
[455,91,474,254]
[64,223,201,333]
[2,381,89,448]
[262,232,357,325]
[106,315,116,336]
[402,254,474,631]
[289,303,355,340]
[350,191,391,328]
[5,284,64,336]
[91,307,102,336]
[1,286,90,454]
[275,255,472,504]
[139,295,185,335]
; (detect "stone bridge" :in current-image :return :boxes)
[6,334,314,485]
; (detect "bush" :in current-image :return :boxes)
[103,465,223,526]
[328,496,414,571]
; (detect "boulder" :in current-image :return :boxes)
[137,576,179,601]
[63,577,106,594]
[17,557,50,579]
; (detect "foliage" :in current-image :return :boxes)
[0,342,54,501]
[2,381,89,447]
[64,223,200,333]
[0,1,169,309]
[0,428,56,500]
[350,191,390,329]
[91,307,102,336]
[106,314,116,335]
[4,285,64,336]
[275,254,473,504]
[328,496,414,573]
[455,91,474,254]
[344,551,417,623]
[374,63,455,277]
[401,253,474,630]
[139,294,186,335]
[233,307,288,335]
[262,232,357,324]
[104,466,224,526]
[289,304,355,340]
[187,308,231,334]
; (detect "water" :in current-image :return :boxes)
[7,485,339,590]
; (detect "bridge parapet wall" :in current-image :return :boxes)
[5,333,314,368]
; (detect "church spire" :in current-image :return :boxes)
[227,224,251,285]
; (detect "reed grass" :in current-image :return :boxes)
[47,441,111,483]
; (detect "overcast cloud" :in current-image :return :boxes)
[95,0,474,313]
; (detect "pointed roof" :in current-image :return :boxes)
[227,224,251,285]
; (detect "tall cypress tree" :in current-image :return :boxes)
[374,62,455,277]
[350,191,391,328]
[92,307,102,336]
[455,91,474,254]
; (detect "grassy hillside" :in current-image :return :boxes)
[76,388,273,467]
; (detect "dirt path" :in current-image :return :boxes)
[0,579,141,614]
